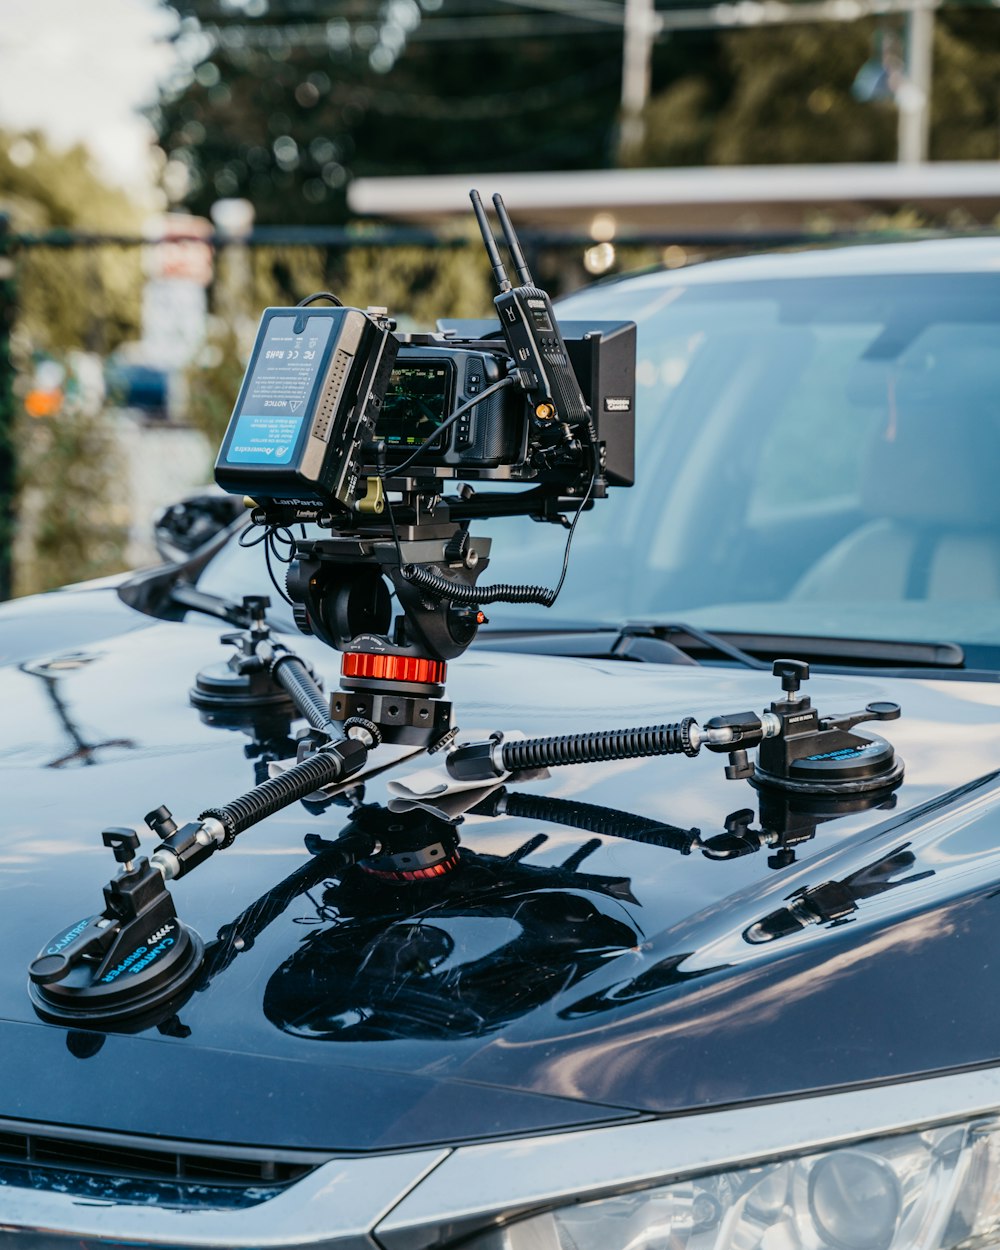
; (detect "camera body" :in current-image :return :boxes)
[378,320,636,488]
[380,344,520,472]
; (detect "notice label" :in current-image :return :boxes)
[227,413,303,464]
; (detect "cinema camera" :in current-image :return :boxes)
[25,194,907,1030]
[212,191,637,749]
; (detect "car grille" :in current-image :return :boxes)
[0,1120,324,1206]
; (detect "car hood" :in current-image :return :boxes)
[3,602,1000,1153]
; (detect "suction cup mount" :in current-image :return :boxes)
[28,828,203,1027]
[190,595,297,720]
[750,659,903,796]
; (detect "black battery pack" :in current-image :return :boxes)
[215,306,398,509]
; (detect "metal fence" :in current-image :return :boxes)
[0,217,972,602]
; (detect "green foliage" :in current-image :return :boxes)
[930,12,1000,160]
[0,130,143,354]
[0,131,140,596]
[712,23,897,165]
[152,0,622,224]
[337,242,494,328]
[14,398,128,598]
[183,317,246,450]
[0,130,139,233]
[634,13,1000,168]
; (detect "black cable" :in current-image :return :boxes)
[238,524,268,549]
[389,376,516,476]
[240,522,297,606]
[548,439,599,604]
[484,791,701,854]
[402,440,599,608]
[267,526,297,563]
[264,535,295,606]
[374,439,407,575]
[296,291,343,307]
[402,566,560,606]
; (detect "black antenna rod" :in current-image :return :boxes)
[470,189,511,293]
[492,193,534,286]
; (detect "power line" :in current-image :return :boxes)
[492,0,628,26]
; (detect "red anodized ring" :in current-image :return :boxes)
[341,652,447,686]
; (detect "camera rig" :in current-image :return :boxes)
[27,192,905,1029]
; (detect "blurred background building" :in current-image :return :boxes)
[1,0,999,598]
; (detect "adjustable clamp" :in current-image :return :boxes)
[28,827,203,1027]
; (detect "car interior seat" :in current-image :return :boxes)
[791,403,1000,602]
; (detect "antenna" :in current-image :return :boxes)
[469,189,511,293]
[492,193,534,287]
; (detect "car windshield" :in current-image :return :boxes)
[199,264,1000,663]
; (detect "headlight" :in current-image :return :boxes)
[464,1118,1000,1250]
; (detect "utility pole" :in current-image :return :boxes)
[618,0,659,166]
[897,1,935,164]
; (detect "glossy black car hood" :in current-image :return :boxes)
[3,595,1000,1152]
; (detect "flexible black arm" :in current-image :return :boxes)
[199,739,368,847]
[149,735,371,882]
[475,789,701,854]
[270,652,337,736]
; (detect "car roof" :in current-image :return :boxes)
[592,236,1000,293]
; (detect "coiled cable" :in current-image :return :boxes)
[401,437,600,609]
[499,718,699,771]
[402,564,559,606]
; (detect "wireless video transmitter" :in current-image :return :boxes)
[470,190,590,427]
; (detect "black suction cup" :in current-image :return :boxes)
[190,596,297,719]
[753,732,904,796]
[752,660,904,797]
[190,660,295,717]
[28,829,203,1028]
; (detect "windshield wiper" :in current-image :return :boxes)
[474,622,766,669]
[638,625,971,673]
[646,623,769,670]
[476,621,970,673]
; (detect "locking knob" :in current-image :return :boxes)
[773,658,809,694]
[145,806,178,840]
[242,595,270,617]
[102,827,140,867]
[866,701,901,721]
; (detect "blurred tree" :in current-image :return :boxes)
[0,130,142,352]
[710,22,898,165]
[929,11,1000,160]
[0,131,137,596]
[151,0,634,223]
[634,13,1000,168]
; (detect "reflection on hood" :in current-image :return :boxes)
[264,847,640,1042]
